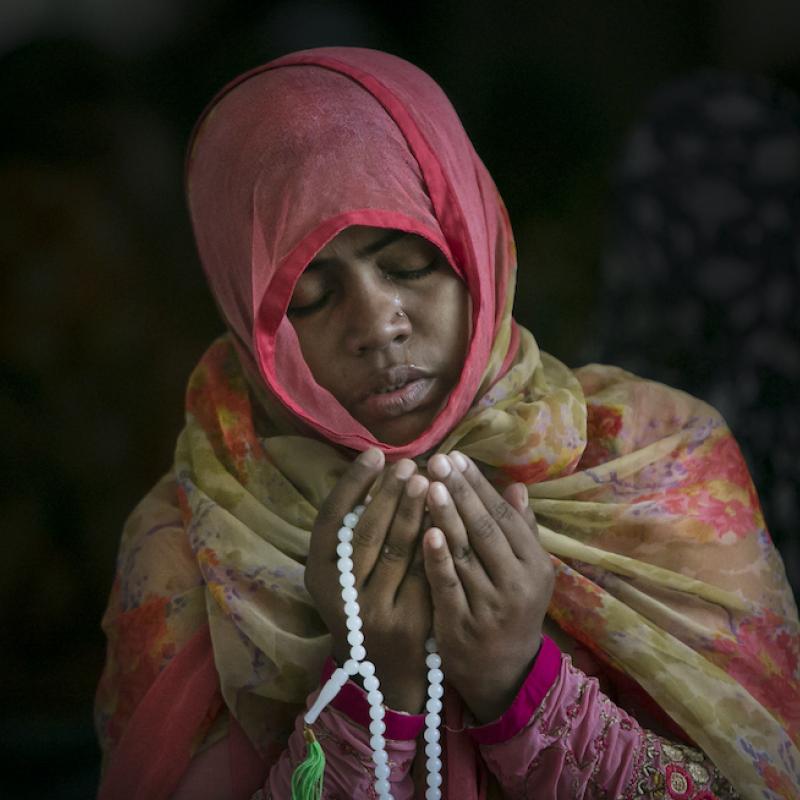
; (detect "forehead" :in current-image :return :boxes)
[312,225,434,263]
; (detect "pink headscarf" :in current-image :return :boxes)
[186,47,517,458]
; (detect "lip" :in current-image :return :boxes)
[358,366,436,420]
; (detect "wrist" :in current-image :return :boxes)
[330,649,425,713]
[468,636,562,745]
[380,679,426,714]
[462,678,527,724]
[458,638,542,724]
[320,657,426,740]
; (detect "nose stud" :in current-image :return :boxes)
[391,290,406,320]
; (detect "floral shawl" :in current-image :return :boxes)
[96,326,800,799]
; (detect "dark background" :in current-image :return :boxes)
[2,2,798,797]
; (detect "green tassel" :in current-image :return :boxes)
[291,726,326,800]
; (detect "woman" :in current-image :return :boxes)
[95,48,799,799]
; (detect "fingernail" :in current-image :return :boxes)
[358,448,383,468]
[406,475,428,498]
[450,451,468,472]
[428,454,451,479]
[395,459,416,481]
[428,528,444,549]
[430,482,449,506]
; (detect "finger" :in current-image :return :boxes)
[401,535,428,594]
[368,472,429,602]
[394,536,430,617]
[308,448,384,572]
[427,481,493,597]
[451,452,539,561]
[423,527,469,617]
[501,482,544,560]
[502,483,537,531]
[421,508,433,532]
[351,458,416,584]
[428,454,517,581]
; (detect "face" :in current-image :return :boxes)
[287,225,471,445]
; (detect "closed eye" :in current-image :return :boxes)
[288,259,439,317]
[287,291,331,317]
[389,259,439,281]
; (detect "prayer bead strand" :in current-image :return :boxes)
[424,639,444,800]
[303,505,444,800]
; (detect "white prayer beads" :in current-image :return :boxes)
[423,638,444,800]
[303,504,445,800]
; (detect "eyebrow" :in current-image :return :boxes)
[306,230,410,271]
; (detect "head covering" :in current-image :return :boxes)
[96,50,800,800]
[186,48,517,458]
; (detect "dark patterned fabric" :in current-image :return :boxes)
[586,72,800,596]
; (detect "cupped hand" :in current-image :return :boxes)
[305,447,432,713]
[422,452,554,723]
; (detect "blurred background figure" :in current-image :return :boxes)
[1,1,798,797]
[584,71,800,597]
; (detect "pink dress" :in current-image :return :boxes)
[171,637,738,799]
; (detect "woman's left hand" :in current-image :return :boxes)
[422,452,554,724]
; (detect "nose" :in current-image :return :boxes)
[344,278,411,355]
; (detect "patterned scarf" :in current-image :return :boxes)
[97,317,799,799]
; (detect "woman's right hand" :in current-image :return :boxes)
[305,447,431,713]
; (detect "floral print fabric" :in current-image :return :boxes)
[96,320,799,799]
[587,71,800,598]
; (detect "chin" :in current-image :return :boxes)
[366,412,435,448]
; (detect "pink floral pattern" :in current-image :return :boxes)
[577,402,624,469]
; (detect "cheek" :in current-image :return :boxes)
[292,322,341,392]
[422,281,471,370]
